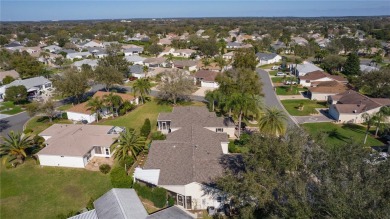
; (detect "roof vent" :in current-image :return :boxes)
[194,145,198,149]
[173,145,176,148]
[353,110,357,113]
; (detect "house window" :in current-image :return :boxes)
[95,146,102,154]
[105,148,110,155]
[306,80,310,83]
[185,196,192,209]
[177,195,184,207]
[216,128,224,133]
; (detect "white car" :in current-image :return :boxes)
[285,81,297,85]
[271,66,279,70]
[276,72,286,76]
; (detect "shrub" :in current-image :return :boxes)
[140,118,151,137]
[61,112,68,119]
[119,155,134,171]
[99,164,111,174]
[133,183,167,208]
[151,131,166,140]
[23,128,33,134]
[168,196,175,206]
[110,166,133,188]
[228,141,239,153]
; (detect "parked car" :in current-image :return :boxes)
[276,72,286,76]
[271,65,279,70]
[285,81,297,85]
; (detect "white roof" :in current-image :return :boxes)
[5,76,51,90]
[125,55,146,63]
[296,61,323,75]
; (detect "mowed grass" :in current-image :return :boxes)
[281,99,327,116]
[99,100,172,132]
[25,116,73,135]
[0,159,112,219]
[302,122,384,147]
[0,101,23,115]
[276,86,306,95]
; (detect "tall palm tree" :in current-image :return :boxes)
[361,113,374,145]
[1,131,33,165]
[132,78,152,105]
[113,129,145,162]
[228,92,260,139]
[103,93,123,117]
[373,106,390,137]
[205,89,221,112]
[87,97,104,122]
[258,107,288,137]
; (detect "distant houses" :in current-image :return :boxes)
[0,76,52,102]
[255,52,282,66]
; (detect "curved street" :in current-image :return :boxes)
[256,69,299,128]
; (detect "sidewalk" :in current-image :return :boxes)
[278,94,307,100]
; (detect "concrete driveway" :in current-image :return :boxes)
[192,87,216,97]
[294,109,335,124]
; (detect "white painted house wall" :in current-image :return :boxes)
[66,111,96,124]
[329,105,381,123]
[204,127,235,139]
[299,77,334,87]
[310,92,335,101]
[184,182,223,210]
[38,154,85,168]
[200,81,219,88]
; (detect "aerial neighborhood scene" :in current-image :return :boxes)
[1,0,390,218]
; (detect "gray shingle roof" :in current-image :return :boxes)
[129,65,143,74]
[5,76,51,91]
[94,189,148,219]
[255,52,278,61]
[147,206,195,219]
[143,125,228,185]
[69,210,97,219]
[125,55,147,63]
[158,106,234,129]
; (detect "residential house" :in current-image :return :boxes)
[102,41,119,48]
[298,70,348,87]
[125,55,147,65]
[294,61,323,76]
[37,124,124,168]
[158,47,175,57]
[66,51,92,60]
[255,53,282,66]
[194,70,220,88]
[172,49,196,58]
[129,65,145,78]
[291,36,308,46]
[307,81,349,101]
[124,46,144,56]
[172,60,199,72]
[222,51,234,60]
[88,48,108,59]
[158,38,172,46]
[43,45,62,53]
[72,59,99,71]
[328,90,390,123]
[226,42,243,49]
[0,70,20,82]
[271,41,289,53]
[143,57,169,68]
[134,107,236,210]
[77,40,103,49]
[66,91,138,124]
[0,76,52,101]
[4,41,24,51]
[70,189,195,219]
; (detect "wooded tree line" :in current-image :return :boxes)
[217,128,390,218]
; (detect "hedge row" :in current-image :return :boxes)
[133,183,167,208]
[110,166,133,188]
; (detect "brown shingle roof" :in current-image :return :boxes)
[93,91,136,102]
[38,124,119,156]
[195,70,220,82]
[308,81,348,94]
[143,125,229,185]
[300,70,348,83]
[0,70,20,81]
[158,106,234,128]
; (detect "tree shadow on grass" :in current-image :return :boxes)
[341,123,366,134]
[327,128,350,143]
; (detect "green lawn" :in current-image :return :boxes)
[276,86,306,95]
[25,116,73,135]
[57,104,73,111]
[271,77,286,83]
[0,159,112,219]
[281,99,327,116]
[99,100,173,132]
[302,122,384,147]
[0,101,23,115]
[269,70,277,75]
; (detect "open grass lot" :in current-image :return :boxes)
[25,116,73,135]
[302,122,384,147]
[99,99,172,132]
[57,103,73,111]
[0,101,23,115]
[276,86,306,95]
[0,159,112,219]
[281,99,327,116]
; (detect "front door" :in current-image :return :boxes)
[177,195,185,208]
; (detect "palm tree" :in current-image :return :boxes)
[87,97,104,122]
[113,129,145,161]
[361,113,374,144]
[103,93,123,117]
[1,131,33,165]
[202,58,211,69]
[258,107,288,137]
[205,90,221,112]
[132,78,152,105]
[228,93,260,139]
[373,107,390,137]
[143,66,149,77]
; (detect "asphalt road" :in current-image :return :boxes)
[256,68,298,128]
[0,112,30,140]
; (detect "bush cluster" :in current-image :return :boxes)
[140,118,151,137]
[151,131,166,140]
[99,164,111,174]
[133,183,167,208]
[110,166,133,188]
[119,156,134,171]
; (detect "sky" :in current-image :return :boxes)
[1,0,389,21]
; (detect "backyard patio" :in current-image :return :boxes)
[85,156,114,171]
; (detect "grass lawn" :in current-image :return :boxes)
[0,159,112,219]
[302,122,384,147]
[0,101,23,115]
[276,86,306,95]
[259,63,281,69]
[271,77,286,83]
[57,104,73,111]
[269,70,277,75]
[25,116,73,135]
[281,99,327,116]
[99,100,173,132]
